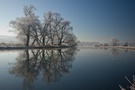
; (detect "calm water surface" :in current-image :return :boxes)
[0,48,135,90]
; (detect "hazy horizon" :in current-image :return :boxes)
[0,0,135,43]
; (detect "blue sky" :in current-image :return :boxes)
[0,0,135,43]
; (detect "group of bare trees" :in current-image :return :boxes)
[111,38,129,46]
[10,5,78,47]
[9,48,78,89]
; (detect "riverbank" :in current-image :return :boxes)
[0,45,75,50]
[97,46,135,50]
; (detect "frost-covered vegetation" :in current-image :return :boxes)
[119,76,135,90]
[94,38,135,50]
[9,5,78,47]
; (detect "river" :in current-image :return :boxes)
[0,48,135,90]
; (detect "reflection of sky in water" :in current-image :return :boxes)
[72,49,135,90]
[0,51,22,90]
[0,49,135,90]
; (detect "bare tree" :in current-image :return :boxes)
[111,38,119,46]
[41,11,54,46]
[10,5,40,46]
[10,5,78,47]
[41,11,78,46]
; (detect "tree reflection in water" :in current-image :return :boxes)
[9,48,78,90]
[110,48,119,56]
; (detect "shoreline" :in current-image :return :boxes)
[0,45,75,50]
[97,46,135,50]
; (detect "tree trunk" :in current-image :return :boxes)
[58,37,63,46]
[51,38,53,45]
[58,39,62,45]
[26,35,30,46]
[25,25,30,47]
[32,39,36,46]
[43,37,45,46]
